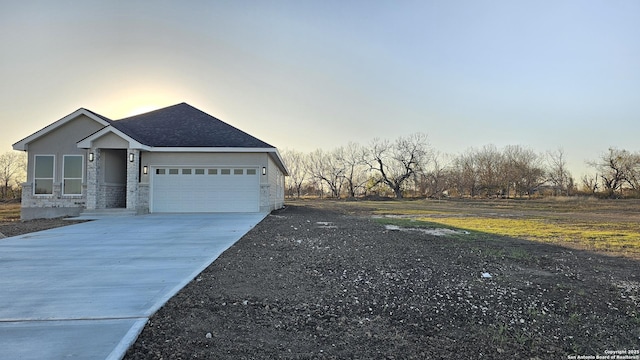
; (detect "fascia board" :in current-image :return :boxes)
[269,149,290,176]
[147,147,278,153]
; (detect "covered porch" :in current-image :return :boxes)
[78,128,149,214]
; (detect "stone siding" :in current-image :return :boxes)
[86,148,100,210]
[20,183,85,220]
[103,184,126,208]
[126,149,139,210]
[260,184,271,212]
[137,183,150,214]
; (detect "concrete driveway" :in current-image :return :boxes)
[0,213,266,360]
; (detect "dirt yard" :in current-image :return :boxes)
[122,200,639,359]
[0,218,85,238]
[3,200,639,359]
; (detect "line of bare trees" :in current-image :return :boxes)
[1,138,638,201]
[285,133,431,199]
[0,152,26,200]
[282,133,640,199]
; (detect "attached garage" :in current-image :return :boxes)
[21,102,292,218]
[151,167,260,213]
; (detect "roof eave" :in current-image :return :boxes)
[147,146,276,153]
[269,149,290,176]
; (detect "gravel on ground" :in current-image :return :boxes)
[3,204,638,359]
[121,203,640,359]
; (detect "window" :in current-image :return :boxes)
[169,169,179,175]
[156,169,166,175]
[208,169,218,175]
[34,155,54,195]
[63,155,83,195]
[234,169,243,175]
[182,169,192,175]
[246,169,257,175]
[195,169,205,175]
[221,169,231,175]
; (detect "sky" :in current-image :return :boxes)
[2,0,639,179]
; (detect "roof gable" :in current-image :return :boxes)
[111,103,274,148]
[13,108,112,151]
[76,125,148,150]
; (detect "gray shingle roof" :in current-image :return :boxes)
[82,108,113,123]
[111,103,274,148]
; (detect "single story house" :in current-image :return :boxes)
[13,103,288,220]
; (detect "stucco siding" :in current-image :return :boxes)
[140,152,269,185]
[141,152,267,167]
[267,155,285,211]
[92,132,130,148]
[20,115,105,219]
[25,115,104,183]
[103,150,127,184]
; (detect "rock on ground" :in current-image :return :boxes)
[123,204,640,359]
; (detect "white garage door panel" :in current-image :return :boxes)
[152,168,259,213]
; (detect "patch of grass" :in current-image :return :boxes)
[467,246,530,260]
[374,217,474,241]
[527,307,541,318]
[556,283,572,290]
[375,217,445,229]
[508,248,531,260]
[297,198,640,257]
[475,247,506,258]
[490,323,532,348]
[568,312,581,325]
[414,216,640,254]
[374,210,640,255]
[0,203,20,221]
[492,323,509,345]
[372,208,451,216]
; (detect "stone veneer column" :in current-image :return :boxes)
[126,149,139,211]
[86,148,101,210]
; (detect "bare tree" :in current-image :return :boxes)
[589,148,633,198]
[307,149,345,198]
[335,142,369,198]
[451,150,478,197]
[581,174,599,195]
[475,144,504,197]
[281,149,309,198]
[501,145,519,197]
[451,145,545,198]
[365,133,431,199]
[546,148,572,196]
[507,145,546,198]
[418,151,450,198]
[620,151,640,191]
[0,151,27,199]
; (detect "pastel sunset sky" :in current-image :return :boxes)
[2,1,639,178]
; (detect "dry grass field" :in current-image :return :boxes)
[0,202,21,222]
[322,197,640,259]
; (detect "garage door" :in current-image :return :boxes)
[151,167,260,213]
